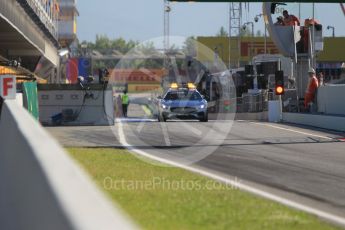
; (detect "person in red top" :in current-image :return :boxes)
[304,68,319,110]
[302,18,321,53]
[283,10,300,26]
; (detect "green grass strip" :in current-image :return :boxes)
[68,148,340,230]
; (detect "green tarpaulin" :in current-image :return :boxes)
[23,82,39,120]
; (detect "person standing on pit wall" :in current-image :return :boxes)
[283,10,300,26]
[121,90,129,117]
[274,16,285,26]
[304,68,319,112]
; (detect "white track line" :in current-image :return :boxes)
[160,123,171,146]
[181,122,202,136]
[118,121,345,227]
[250,122,334,140]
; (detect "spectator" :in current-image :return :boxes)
[283,10,300,26]
[274,16,285,26]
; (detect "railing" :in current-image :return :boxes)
[239,92,268,113]
[16,0,60,47]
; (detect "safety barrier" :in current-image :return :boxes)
[0,100,136,230]
[317,84,345,116]
[283,112,345,132]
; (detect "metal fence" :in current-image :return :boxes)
[237,91,268,113]
[237,89,299,113]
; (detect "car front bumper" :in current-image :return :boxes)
[161,107,207,120]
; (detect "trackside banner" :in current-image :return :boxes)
[0,75,16,100]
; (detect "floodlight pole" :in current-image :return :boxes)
[255,14,267,54]
[164,0,171,53]
[327,26,335,37]
[244,22,255,61]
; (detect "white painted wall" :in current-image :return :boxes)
[318,84,345,116]
[0,100,136,230]
[39,89,114,126]
[283,112,345,132]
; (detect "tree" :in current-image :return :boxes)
[240,27,252,37]
[136,41,156,55]
[79,35,175,69]
[81,35,139,55]
[182,36,197,57]
[134,41,162,69]
[111,38,127,53]
[95,34,112,51]
[256,30,263,37]
[167,44,180,54]
[125,40,139,53]
[216,26,229,37]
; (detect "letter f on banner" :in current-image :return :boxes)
[3,78,13,96]
[0,75,16,99]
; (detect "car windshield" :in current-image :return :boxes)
[164,90,202,101]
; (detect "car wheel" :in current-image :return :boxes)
[200,113,208,122]
[158,114,167,122]
[162,116,167,122]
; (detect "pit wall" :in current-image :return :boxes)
[38,84,114,126]
[0,100,136,230]
[282,112,345,132]
[281,85,345,132]
[317,84,345,116]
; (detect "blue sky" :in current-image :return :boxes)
[77,1,345,43]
